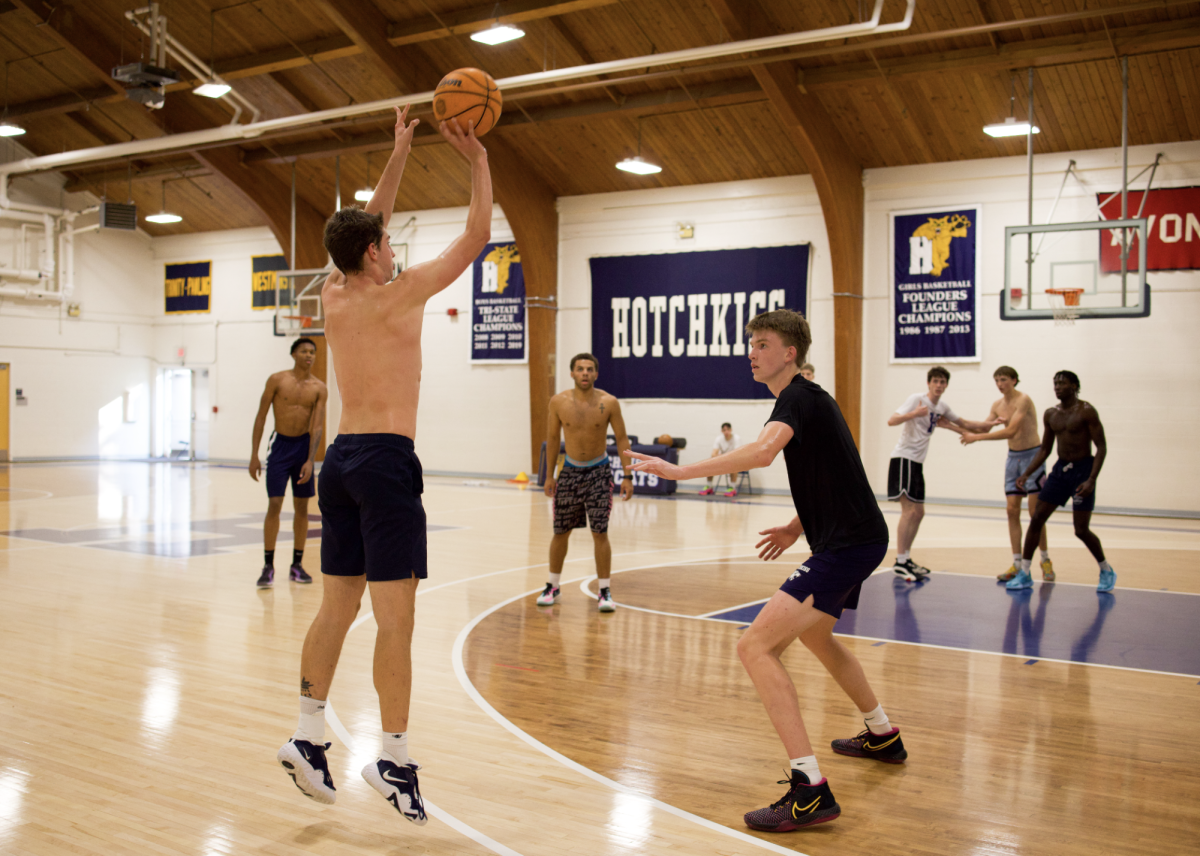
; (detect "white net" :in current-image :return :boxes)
[1045,288,1083,326]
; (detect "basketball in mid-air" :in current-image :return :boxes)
[433,68,502,136]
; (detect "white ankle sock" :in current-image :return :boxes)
[1020,557,1032,573]
[598,581,610,592]
[1012,553,1022,564]
[1099,559,1113,573]
[294,696,326,743]
[896,552,910,564]
[548,573,561,587]
[1040,550,1051,563]
[381,730,408,766]
[862,704,892,735]
[789,755,821,783]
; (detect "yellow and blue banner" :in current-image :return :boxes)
[164,260,211,315]
[471,241,526,364]
[251,254,291,309]
[890,206,981,363]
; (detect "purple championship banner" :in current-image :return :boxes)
[889,206,981,363]
[471,241,526,364]
[589,245,809,400]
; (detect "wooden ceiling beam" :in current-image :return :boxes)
[311,0,439,94]
[8,0,125,96]
[708,0,866,443]
[388,0,620,45]
[63,162,211,195]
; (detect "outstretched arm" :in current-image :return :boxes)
[629,421,793,481]
[249,377,277,481]
[402,118,492,303]
[960,406,1019,445]
[887,405,928,427]
[364,106,419,229]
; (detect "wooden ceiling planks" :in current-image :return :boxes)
[3,0,1197,237]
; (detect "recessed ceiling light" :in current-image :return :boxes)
[470,24,525,45]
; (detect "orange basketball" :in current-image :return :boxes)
[657,434,673,447]
[433,67,502,136]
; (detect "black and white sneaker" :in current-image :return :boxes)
[893,558,930,582]
[277,738,336,804]
[362,758,427,825]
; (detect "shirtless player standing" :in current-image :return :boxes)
[1007,371,1115,592]
[276,108,491,823]
[952,366,1053,581]
[536,353,634,612]
[249,337,328,587]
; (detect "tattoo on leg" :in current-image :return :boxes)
[301,677,313,697]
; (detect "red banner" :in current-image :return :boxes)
[1098,186,1200,272]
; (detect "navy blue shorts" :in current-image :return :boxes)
[779,542,889,619]
[265,432,315,498]
[1037,456,1096,512]
[318,434,427,582]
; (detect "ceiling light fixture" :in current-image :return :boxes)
[355,151,374,202]
[984,73,1039,138]
[0,62,24,137]
[471,23,526,45]
[616,120,661,175]
[146,181,182,224]
[194,80,232,99]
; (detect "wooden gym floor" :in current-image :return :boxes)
[2,461,1198,856]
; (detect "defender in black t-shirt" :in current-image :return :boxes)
[629,309,906,833]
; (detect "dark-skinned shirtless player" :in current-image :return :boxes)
[1006,370,1115,592]
[249,337,328,587]
[537,352,634,612]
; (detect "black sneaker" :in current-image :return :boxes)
[893,558,930,582]
[289,564,313,584]
[257,566,274,588]
[362,758,427,825]
[277,738,336,804]
[743,770,840,832]
[831,727,908,763]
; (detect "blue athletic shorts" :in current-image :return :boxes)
[318,433,427,582]
[1037,456,1096,512]
[265,432,315,498]
[1005,446,1047,496]
[779,542,890,619]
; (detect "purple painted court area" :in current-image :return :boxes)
[711,573,1200,677]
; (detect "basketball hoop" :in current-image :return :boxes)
[284,315,314,328]
[1045,288,1084,326]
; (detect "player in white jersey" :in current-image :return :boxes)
[886,366,999,581]
[700,422,742,496]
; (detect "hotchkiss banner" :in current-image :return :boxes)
[471,241,526,364]
[589,245,809,400]
[1098,186,1200,271]
[251,254,291,309]
[164,260,212,315]
[890,206,981,364]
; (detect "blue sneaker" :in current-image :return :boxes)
[277,738,336,804]
[1097,567,1117,592]
[1005,568,1033,590]
[362,758,427,825]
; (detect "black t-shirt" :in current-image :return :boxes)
[766,375,889,554]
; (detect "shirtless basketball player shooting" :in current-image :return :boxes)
[249,337,327,588]
[536,353,634,612]
[951,366,1053,582]
[1008,370,1115,592]
[276,107,491,824]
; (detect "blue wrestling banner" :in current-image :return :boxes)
[471,241,526,364]
[164,260,211,315]
[589,245,809,399]
[890,207,981,364]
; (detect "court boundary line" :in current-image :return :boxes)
[322,704,525,856]
[452,583,813,856]
[573,570,1200,680]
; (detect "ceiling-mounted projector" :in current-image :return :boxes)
[112,62,179,87]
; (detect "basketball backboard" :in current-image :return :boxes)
[1002,219,1150,321]
[274,269,329,336]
